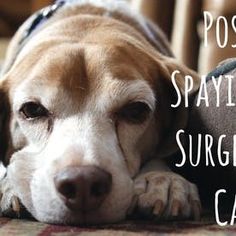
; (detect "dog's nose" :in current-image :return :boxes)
[54,166,112,212]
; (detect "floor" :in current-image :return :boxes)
[0,215,235,236]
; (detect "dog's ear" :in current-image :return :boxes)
[0,80,11,165]
[154,55,200,158]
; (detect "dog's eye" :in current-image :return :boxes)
[117,102,151,124]
[20,102,49,120]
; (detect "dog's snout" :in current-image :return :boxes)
[54,166,112,212]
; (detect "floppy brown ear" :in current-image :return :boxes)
[0,80,11,166]
[154,56,200,158]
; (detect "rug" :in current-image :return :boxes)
[0,215,235,236]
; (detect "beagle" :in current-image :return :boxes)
[0,0,200,225]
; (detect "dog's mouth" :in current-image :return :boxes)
[0,202,102,226]
[0,196,109,225]
[1,195,144,226]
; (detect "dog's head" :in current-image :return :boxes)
[0,17,199,224]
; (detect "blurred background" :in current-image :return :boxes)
[0,0,236,74]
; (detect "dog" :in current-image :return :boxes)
[0,0,200,225]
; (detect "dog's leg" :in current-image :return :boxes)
[0,164,20,217]
[131,159,201,220]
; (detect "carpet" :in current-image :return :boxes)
[0,215,234,236]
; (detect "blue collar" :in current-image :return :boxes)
[19,1,65,46]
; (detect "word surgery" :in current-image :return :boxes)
[175,130,236,167]
[171,70,235,108]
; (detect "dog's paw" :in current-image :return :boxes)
[132,171,201,220]
[0,177,20,217]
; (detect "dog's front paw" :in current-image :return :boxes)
[0,177,20,217]
[133,171,201,220]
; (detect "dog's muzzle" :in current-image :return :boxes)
[54,166,112,212]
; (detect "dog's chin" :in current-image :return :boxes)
[29,198,129,225]
[33,208,126,226]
